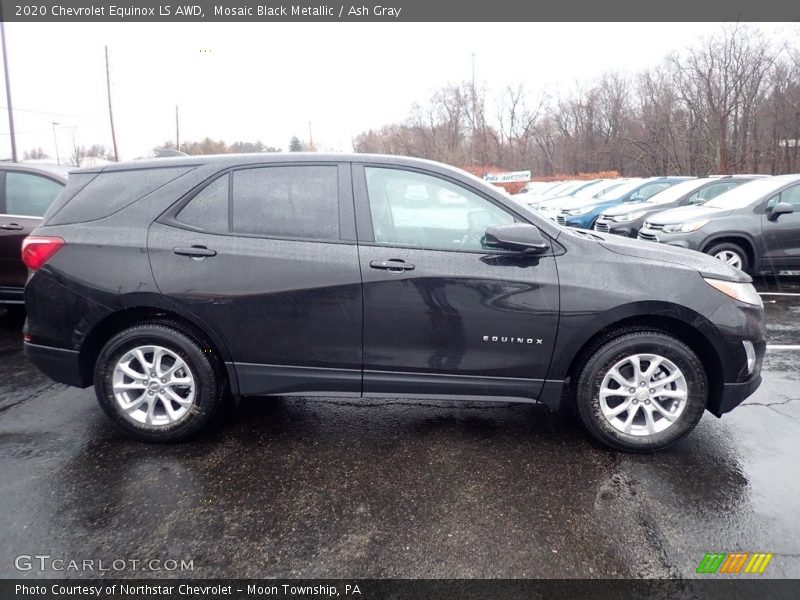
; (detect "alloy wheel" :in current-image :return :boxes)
[111,345,195,426]
[598,353,688,437]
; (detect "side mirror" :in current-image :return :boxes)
[484,224,550,254]
[768,202,794,222]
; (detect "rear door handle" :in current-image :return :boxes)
[370,259,415,272]
[0,223,24,231]
[173,245,217,258]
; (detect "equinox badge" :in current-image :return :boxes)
[483,336,543,344]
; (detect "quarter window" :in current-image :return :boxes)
[5,171,64,217]
[364,167,516,252]
[176,174,229,232]
[232,166,339,240]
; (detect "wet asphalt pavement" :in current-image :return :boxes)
[1,278,799,580]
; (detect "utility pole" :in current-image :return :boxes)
[470,52,476,168]
[52,122,60,164]
[175,105,180,152]
[0,19,18,162]
[308,121,313,150]
[105,45,119,161]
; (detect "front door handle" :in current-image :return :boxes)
[370,259,415,272]
[0,223,24,231]
[173,245,217,258]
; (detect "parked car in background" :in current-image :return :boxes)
[517,181,560,196]
[533,178,634,221]
[22,154,764,451]
[556,177,693,230]
[0,163,67,305]
[594,175,764,237]
[638,174,800,273]
[518,179,582,203]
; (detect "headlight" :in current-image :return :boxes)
[704,278,763,307]
[662,219,709,233]
[567,206,594,216]
[613,210,648,223]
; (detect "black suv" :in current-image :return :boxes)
[0,163,67,304]
[594,175,762,238]
[638,174,800,273]
[23,154,765,451]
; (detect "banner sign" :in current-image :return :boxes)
[484,171,531,184]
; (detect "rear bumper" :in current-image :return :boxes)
[0,286,24,304]
[24,341,89,388]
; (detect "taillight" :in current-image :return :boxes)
[21,236,64,271]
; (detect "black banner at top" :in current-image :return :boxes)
[1,0,800,22]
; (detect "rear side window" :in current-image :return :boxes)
[176,174,229,232]
[47,167,193,225]
[231,166,339,240]
[4,171,64,217]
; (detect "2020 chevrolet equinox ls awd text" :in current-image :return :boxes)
[22,154,765,451]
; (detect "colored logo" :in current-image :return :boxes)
[697,552,773,574]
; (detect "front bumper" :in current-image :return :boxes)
[24,341,89,388]
[636,227,704,250]
[716,372,763,416]
[557,214,594,228]
[594,219,637,237]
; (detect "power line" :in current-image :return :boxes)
[0,105,94,119]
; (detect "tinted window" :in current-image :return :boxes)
[4,171,64,217]
[231,166,339,240]
[176,174,229,232]
[48,167,193,225]
[365,167,516,252]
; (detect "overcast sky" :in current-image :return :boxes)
[1,22,797,161]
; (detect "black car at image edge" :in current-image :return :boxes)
[21,154,766,451]
[0,162,67,304]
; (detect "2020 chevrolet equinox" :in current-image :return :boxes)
[22,154,765,451]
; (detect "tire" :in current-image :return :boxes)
[94,322,224,442]
[575,330,707,452]
[706,242,749,272]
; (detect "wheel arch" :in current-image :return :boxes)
[699,233,758,271]
[78,305,238,395]
[552,302,726,416]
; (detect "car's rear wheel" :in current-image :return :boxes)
[575,330,707,452]
[94,323,223,442]
[706,242,748,272]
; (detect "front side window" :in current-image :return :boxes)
[364,167,516,252]
[5,171,64,217]
[766,185,800,211]
[232,166,339,240]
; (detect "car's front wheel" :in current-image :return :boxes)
[575,330,707,452]
[94,323,223,442]
[706,242,749,272]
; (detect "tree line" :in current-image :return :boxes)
[353,25,800,177]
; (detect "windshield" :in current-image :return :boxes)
[643,178,715,205]
[596,178,652,201]
[573,180,619,199]
[704,177,787,209]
